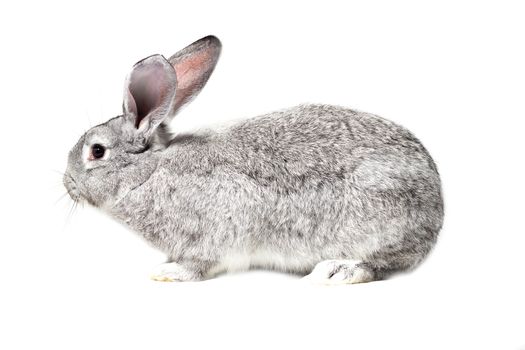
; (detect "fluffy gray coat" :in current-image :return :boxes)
[64,36,443,284]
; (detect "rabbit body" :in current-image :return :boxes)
[109,104,443,281]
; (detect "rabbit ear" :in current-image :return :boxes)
[122,36,221,140]
[123,54,177,138]
[168,35,221,115]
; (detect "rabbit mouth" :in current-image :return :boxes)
[63,173,81,202]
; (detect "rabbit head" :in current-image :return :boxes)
[63,35,221,207]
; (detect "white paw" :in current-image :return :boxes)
[149,262,196,282]
[303,259,375,285]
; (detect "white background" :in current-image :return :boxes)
[1,1,524,349]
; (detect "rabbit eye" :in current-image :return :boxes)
[91,144,106,159]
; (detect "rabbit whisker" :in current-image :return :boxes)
[54,192,69,205]
[65,200,78,224]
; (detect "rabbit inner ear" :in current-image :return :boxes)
[168,36,221,114]
[129,72,163,127]
[124,55,177,129]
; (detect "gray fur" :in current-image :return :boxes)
[64,36,443,283]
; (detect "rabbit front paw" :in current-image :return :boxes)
[303,259,375,284]
[149,262,200,282]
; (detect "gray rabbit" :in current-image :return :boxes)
[64,35,443,284]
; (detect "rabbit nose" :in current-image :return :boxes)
[63,172,81,202]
